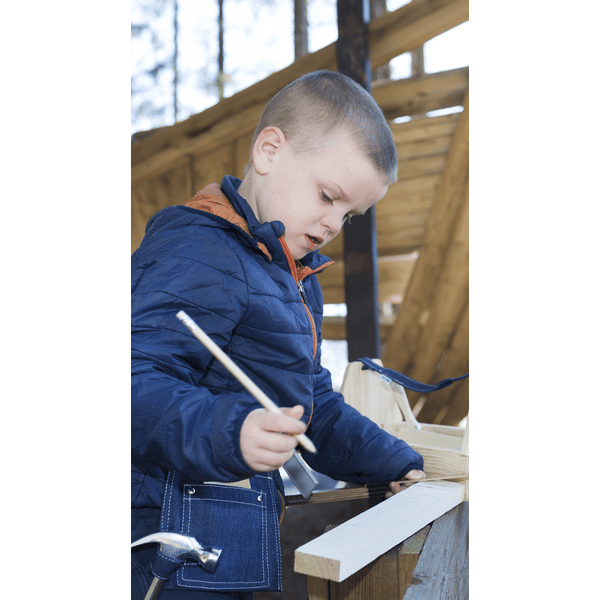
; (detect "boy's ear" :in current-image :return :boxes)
[252,126,285,175]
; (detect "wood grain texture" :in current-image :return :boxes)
[383,93,469,426]
[294,481,464,582]
[402,502,469,600]
[307,524,433,600]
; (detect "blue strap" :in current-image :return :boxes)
[358,358,468,393]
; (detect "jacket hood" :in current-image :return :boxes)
[186,176,332,275]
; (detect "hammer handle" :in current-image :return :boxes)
[144,577,165,600]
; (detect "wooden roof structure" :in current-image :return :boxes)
[131,0,469,427]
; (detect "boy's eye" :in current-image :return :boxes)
[321,192,333,204]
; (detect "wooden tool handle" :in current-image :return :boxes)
[176,311,317,453]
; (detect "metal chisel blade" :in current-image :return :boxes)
[282,450,318,499]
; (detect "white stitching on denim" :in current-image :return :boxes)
[268,474,282,589]
[177,480,272,588]
[187,498,266,509]
[160,470,175,531]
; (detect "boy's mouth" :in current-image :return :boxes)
[306,234,324,249]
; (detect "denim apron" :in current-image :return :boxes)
[157,470,283,593]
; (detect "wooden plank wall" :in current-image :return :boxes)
[131,0,469,426]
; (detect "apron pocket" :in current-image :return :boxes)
[161,472,282,592]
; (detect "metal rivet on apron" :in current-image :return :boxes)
[187,487,195,495]
[257,494,263,502]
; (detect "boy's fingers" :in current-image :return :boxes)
[257,430,299,453]
[259,409,307,435]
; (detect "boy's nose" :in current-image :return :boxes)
[322,213,344,237]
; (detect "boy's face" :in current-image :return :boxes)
[248,127,388,261]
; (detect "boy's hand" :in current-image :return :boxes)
[240,405,307,472]
[385,469,426,499]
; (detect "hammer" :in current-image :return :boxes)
[131,531,223,600]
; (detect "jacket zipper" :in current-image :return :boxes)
[277,237,332,361]
[278,236,333,431]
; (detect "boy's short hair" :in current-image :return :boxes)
[247,70,398,185]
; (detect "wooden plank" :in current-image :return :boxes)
[307,525,431,600]
[339,360,402,435]
[396,155,447,180]
[131,161,194,253]
[131,102,264,187]
[402,502,469,600]
[374,67,468,120]
[394,423,463,450]
[390,112,460,145]
[369,0,469,70]
[404,443,468,502]
[383,93,469,379]
[397,526,431,599]
[294,481,465,582]
[307,576,330,600]
[394,134,453,161]
[233,131,253,179]
[190,143,234,196]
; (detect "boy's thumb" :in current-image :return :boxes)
[282,404,305,420]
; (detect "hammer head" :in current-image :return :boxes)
[131,531,222,571]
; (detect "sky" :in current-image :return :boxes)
[131,0,469,134]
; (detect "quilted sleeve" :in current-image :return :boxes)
[131,220,261,482]
[301,366,424,484]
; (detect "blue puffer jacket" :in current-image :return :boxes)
[131,175,423,592]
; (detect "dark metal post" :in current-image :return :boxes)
[336,0,380,361]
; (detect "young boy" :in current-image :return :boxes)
[131,70,425,599]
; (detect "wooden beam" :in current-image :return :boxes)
[368,0,468,71]
[131,73,465,189]
[294,481,465,582]
[337,0,379,361]
[401,182,468,419]
[390,111,460,146]
[416,300,469,425]
[317,524,431,600]
[132,0,468,167]
[131,102,265,187]
[383,92,469,384]
[373,67,468,120]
